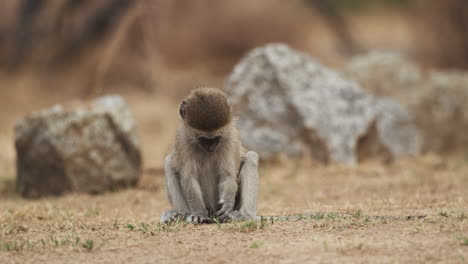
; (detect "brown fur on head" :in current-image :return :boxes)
[180,87,232,131]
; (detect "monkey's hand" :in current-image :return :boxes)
[217,198,235,222]
[186,214,210,224]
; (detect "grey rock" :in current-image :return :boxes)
[344,51,423,99]
[416,72,468,152]
[15,95,142,198]
[344,51,468,154]
[225,44,421,164]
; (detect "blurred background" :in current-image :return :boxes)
[1,0,467,96]
[1,2,467,259]
[1,0,468,168]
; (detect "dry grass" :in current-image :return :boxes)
[0,91,467,263]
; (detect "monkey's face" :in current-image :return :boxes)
[184,125,228,153]
[197,135,222,152]
[183,123,228,153]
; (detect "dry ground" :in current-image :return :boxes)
[0,92,467,264]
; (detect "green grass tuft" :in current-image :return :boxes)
[250,241,264,248]
[125,223,136,231]
[82,240,94,252]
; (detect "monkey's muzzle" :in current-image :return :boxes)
[198,136,222,152]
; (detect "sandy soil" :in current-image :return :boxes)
[0,92,467,264]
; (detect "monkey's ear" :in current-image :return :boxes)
[179,101,187,119]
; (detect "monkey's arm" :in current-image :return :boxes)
[233,151,259,220]
[217,159,239,221]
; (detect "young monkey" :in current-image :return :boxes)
[161,87,259,224]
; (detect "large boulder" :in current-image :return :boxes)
[344,51,468,154]
[225,44,421,164]
[15,95,142,198]
[343,51,423,102]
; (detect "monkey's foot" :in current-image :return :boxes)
[224,211,256,222]
[217,199,235,222]
[160,210,185,223]
[186,214,211,224]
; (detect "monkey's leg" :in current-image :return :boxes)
[229,151,259,221]
[178,159,212,224]
[161,155,190,223]
[181,176,212,224]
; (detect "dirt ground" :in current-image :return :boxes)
[0,92,467,264]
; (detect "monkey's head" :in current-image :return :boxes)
[179,87,232,152]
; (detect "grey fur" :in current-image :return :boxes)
[161,88,259,224]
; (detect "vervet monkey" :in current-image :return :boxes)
[161,87,259,224]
